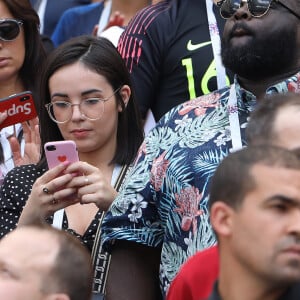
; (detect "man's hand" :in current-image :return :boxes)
[92,11,125,36]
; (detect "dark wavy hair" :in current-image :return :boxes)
[0,0,47,164]
[2,0,46,99]
[38,35,144,169]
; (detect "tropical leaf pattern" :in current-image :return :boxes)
[101,73,300,296]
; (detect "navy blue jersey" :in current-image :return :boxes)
[118,0,233,121]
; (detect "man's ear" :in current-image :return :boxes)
[210,201,234,237]
[45,293,70,300]
[118,85,131,112]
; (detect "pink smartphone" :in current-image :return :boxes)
[44,140,79,169]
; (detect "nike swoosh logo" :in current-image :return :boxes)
[187,40,212,51]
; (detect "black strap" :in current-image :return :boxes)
[91,165,129,295]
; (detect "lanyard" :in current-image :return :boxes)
[228,84,243,152]
[206,2,241,151]
[97,0,112,35]
[52,164,122,229]
[206,0,227,89]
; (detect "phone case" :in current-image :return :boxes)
[44,140,79,169]
[0,91,37,130]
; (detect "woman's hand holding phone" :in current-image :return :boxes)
[18,162,79,225]
[44,140,118,211]
[63,161,118,211]
[19,139,118,225]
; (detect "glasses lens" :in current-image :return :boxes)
[0,20,20,41]
[81,99,105,120]
[47,99,105,123]
[220,0,243,18]
[48,102,72,123]
[248,0,271,16]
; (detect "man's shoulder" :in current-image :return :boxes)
[124,1,171,36]
[175,246,219,284]
[127,0,208,32]
[157,87,231,127]
[134,1,171,20]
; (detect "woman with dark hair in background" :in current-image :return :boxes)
[0,0,46,183]
[0,35,143,294]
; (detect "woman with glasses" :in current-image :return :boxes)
[0,34,143,294]
[0,0,46,183]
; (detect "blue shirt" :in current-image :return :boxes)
[101,72,300,296]
[51,2,104,47]
[30,0,91,37]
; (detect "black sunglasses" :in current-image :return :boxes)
[0,19,23,41]
[217,0,300,19]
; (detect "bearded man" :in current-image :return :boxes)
[101,0,300,299]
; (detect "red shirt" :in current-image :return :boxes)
[167,245,219,300]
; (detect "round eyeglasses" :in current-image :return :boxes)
[45,88,121,124]
[217,0,300,19]
[0,19,23,41]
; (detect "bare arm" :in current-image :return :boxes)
[106,240,162,300]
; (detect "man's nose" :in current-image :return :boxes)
[234,0,252,20]
[287,210,300,237]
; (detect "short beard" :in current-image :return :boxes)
[221,24,298,81]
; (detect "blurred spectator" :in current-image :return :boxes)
[52,0,150,47]
[0,221,93,300]
[0,0,46,183]
[30,0,92,37]
[207,145,300,300]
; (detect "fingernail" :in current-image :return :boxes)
[62,160,70,166]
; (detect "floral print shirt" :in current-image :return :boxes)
[101,73,300,297]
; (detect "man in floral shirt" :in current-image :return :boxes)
[101,0,300,299]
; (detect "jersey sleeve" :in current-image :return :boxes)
[117,3,171,119]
